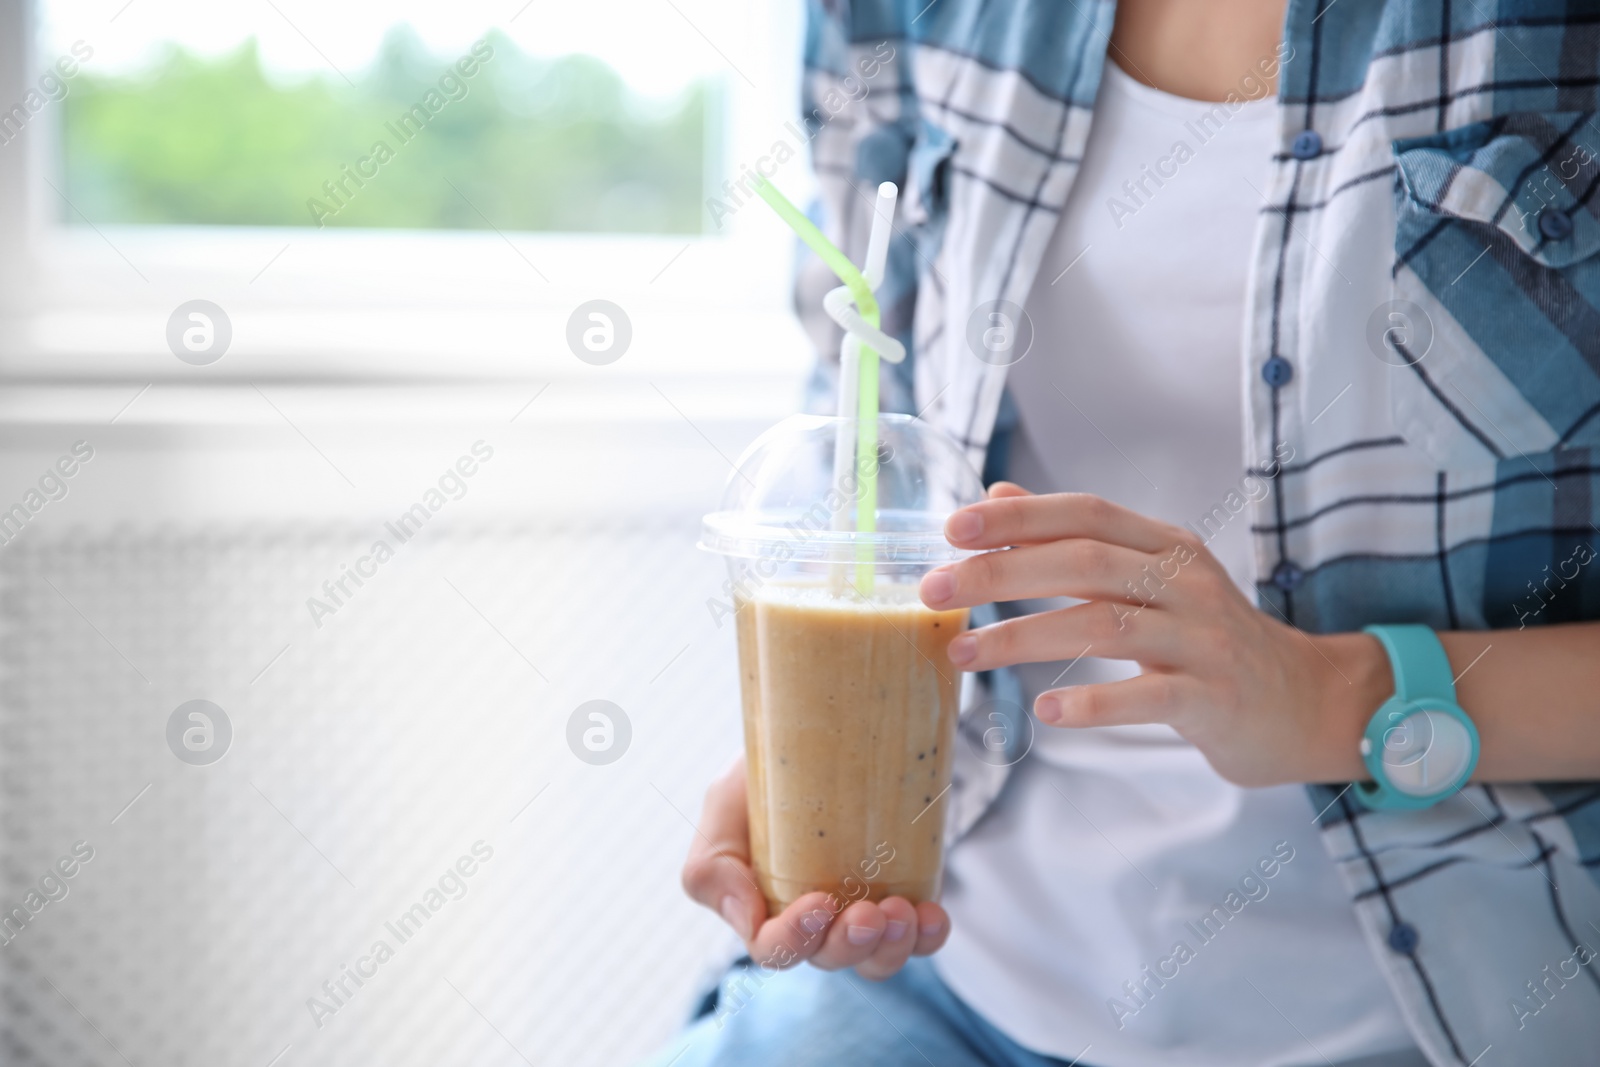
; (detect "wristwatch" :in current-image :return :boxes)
[1353,624,1480,811]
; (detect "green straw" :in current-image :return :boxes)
[752,175,880,595]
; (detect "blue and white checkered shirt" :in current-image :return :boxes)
[793,1,1600,1062]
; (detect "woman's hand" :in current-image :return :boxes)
[919,483,1383,786]
[680,758,951,980]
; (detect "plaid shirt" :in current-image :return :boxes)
[796,1,1600,1062]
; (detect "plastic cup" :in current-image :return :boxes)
[700,413,986,914]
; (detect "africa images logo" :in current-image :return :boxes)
[166,700,232,766]
[304,441,495,629]
[305,39,496,227]
[305,841,494,1030]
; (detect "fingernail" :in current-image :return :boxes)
[847,924,880,946]
[1035,696,1062,725]
[884,919,909,943]
[719,895,752,941]
[919,917,943,939]
[946,510,983,544]
[922,569,955,604]
[800,910,830,936]
[947,635,976,665]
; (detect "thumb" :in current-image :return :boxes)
[681,759,767,942]
[714,875,766,944]
[683,831,767,944]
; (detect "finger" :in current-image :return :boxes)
[810,899,888,971]
[680,759,765,942]
[855,896,919,981]
[1036,672,1195,729]
[987,481,1033,500]
[946,600,1182,672]
[911,901,950,956]
[946,492,1190,554]
[683,758,750,872]
[922,539,1170,611]
[748,891,840,968]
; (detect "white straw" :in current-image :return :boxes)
[863,182,897,289]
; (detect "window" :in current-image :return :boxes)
[0,0,810,382]
[50,9,713,233]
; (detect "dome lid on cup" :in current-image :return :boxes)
[699,413,987,564]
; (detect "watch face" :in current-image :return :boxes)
[1378,705,1473,797]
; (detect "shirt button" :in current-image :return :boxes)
[1539,207,1574,241]
[1387,921,1420,955]
[1271,560,1303,590]
[1291,130,1323,160]
[1261,356,1294,387]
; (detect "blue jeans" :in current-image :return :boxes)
[642,958,1434,1067]
[641,957,1085,1067]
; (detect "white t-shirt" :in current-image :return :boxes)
[932,60,1421,1066]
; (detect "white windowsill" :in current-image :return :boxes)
[0,220,811,381]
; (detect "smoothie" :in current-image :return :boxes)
[734,580,968,914]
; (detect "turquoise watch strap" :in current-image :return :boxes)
[1355,624,1480,811]
[1365,624,1457,703]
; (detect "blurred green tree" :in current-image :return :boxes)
[60,27,710,233]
